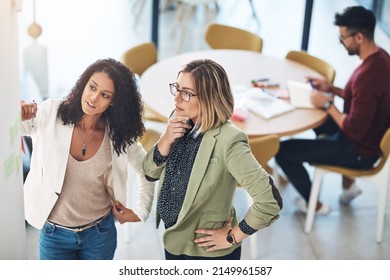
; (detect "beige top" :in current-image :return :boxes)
[48,128,112,227]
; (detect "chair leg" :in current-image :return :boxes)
[133,0,147,28]
[175,5,195,53]
[304,168,325,233]
[170,3,185,37]
[248,0,260,27]
[374,163,390,243]
[205,3,215,24]
[248,234,257,259]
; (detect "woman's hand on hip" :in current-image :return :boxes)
[194,218,234,252]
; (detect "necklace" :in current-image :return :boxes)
[75,126,96,156]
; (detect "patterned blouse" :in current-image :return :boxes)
[154,123,257,235]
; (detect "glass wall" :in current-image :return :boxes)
[358,0,390,37]
[377,0,390,36]
[358,0,374,9]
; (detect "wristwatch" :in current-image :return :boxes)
[323,100,333,110]
[226,229,237,245]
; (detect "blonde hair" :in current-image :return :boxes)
[179,59,234,133]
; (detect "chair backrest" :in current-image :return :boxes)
[285,50,336,83]
[204,23,263,52]
[121,42,165,122]
[375,127,390,171]
[143,103,167,123]
[248,134,280,172]
[121,42,157,76]
[139,129,161,152]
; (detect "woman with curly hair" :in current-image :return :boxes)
[20,58,154,260]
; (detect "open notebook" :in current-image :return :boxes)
[287,80,316,109]
[244,88,294,119]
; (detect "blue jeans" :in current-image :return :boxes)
[275,122,379,202]
[39,212,117,260]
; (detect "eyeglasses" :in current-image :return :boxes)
[339,32,356,43]
[169,83,197,102]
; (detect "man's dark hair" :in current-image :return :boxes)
[334,6,376,40]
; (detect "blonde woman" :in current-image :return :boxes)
[139,59,282,259]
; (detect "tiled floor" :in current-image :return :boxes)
[21,0,390,260]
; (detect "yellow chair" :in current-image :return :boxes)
[205,22,263,52]
[285,50,336,83]
[121,42,157,77]
[139,128,161,152]
[121,42,166,123]
[305,128,390,243]
[237,134,279,259]
[249,134,280,173]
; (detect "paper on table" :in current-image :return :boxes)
[244,88,294,119]
[232,87,249,122]
[287,80,316,109]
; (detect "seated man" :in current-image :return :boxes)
[275,6,390,214]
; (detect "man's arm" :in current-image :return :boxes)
[326,103,347,128]
[328,84,344,98]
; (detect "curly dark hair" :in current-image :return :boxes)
[57,58,144,156]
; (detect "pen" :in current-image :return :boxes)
[251,78,269,86]
[252,81,279,88]
[255,78,269,82]
[308,79,315,89]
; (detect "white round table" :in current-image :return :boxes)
[140,49,327,137]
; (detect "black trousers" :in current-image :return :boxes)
[275,119,378,202]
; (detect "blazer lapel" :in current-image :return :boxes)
[174,126,221,225]
[52,121,73,194]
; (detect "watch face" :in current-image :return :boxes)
[226,233,234,244]
[324,100,333,110]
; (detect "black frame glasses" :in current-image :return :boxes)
[169,83,197,102]
[339,32,357,43]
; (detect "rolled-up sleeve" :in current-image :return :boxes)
[226,133,282,230]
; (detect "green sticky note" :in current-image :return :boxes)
[3,154,18,180]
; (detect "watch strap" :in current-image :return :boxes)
[323,100,333,110]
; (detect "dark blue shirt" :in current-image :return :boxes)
[156,126,203,228]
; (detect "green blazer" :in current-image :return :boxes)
[143,121,282,257]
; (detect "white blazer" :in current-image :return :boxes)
[21,99,155,229]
